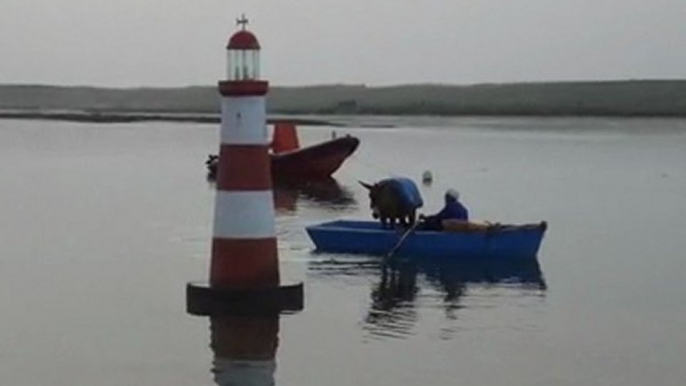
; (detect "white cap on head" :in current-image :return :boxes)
[446,189,460,200]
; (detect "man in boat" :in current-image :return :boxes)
[418,189,469,231]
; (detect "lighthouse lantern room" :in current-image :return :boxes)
[227,15,261,81]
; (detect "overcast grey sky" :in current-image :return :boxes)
[1,0,685,87]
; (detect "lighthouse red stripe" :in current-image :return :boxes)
[217,145,272,191]
[210,316,278,360]
[219,80,269,96]
[210,238,280,289]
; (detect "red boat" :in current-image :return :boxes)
[206,122,359,182]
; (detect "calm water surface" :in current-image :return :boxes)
[1,117,685,385]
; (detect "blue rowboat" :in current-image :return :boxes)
[306,220,547,260]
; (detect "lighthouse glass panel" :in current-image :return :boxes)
[252,50,260,79]
[227,49,259,81]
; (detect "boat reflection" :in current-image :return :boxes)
[365,260,420,338]
[310,256,546,339]
[209,314,280,386]
[273,178,356,213]
[208,176,356,213]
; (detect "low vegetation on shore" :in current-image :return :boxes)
[1,80,685,120]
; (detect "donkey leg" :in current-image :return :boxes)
[400,215,408,228]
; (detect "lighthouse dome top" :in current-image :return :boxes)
[227,30,260,50]
[227,15,260,50]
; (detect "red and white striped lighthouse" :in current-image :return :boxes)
[211,16,277,290]
[187,16,302,316]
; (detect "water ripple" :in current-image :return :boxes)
[308,256,547,340]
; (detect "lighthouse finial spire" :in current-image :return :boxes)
[236,14,249,30]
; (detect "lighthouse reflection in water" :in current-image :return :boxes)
[210,314,279,386]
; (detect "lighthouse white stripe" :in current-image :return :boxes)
[213,358,276,386]
[220,97,269,145]
[213,190,276,239]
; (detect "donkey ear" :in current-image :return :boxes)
[358,180,373,190]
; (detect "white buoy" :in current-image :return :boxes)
[422,170,433,185]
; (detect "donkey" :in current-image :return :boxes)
[359,178,423,229]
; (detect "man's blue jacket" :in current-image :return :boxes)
[434,200,469,222]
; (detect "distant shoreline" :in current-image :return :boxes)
[0,110,344,126]
[2,80,686,122]
[1,109,685,127]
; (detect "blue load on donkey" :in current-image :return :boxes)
[359,177,423,229]
[386,178,423,208]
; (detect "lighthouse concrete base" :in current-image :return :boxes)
[186,282,303,316]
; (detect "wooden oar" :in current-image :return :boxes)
[384,220,421,261]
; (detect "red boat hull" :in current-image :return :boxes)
[207,136,359,182]
[271,136,359,181]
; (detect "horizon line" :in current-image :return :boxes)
[2,78,686,90]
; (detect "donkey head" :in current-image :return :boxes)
[359,180,388,219]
